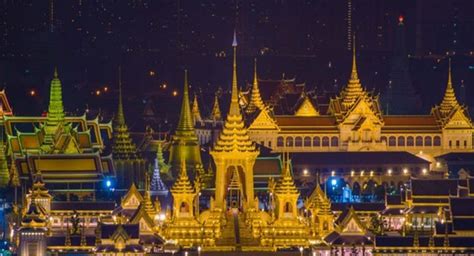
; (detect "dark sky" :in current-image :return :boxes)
[0,0,473,129]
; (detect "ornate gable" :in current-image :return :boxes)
[342,96,383,127]
[443,108,473,129]
[294,95,319,117]
[249,108,280,131]
[338,207,367,235]
[121,183,143,210]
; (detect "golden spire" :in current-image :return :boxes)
[342,34,364,107]
[142,172,156,216]
[177,70,194,131]
[112,66,138,160]
[246,58,265,114]
[170,160,195,194]
[168,70,202,169]
[192,93,202,123]
[439,58,460,114]
[212,31,257,153]
[229,30,240,116]
[274,152,298,195]
[210,93,222,121]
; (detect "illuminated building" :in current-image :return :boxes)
[2,69,114,199]
[112,68,145,189]
[168,70,205,179]
[244,41,473,168]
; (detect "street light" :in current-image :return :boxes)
[299,246,304,256]
[198,246,202,256]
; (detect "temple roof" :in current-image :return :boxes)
[245,58,265,114]
[212,34,257,154]
[112,68,139,160]
[273,153,298,196]
[170,161,195,194]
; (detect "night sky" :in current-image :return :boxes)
[1,0,474,131]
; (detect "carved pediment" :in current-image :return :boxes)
[443,108,472,129]
[249,109,280,131]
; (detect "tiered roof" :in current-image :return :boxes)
[170,161,195,195]
[305,180,331,215]
[210,94,222,121]
[192,94,202,123]
[274,153,298,196]
[212,32,257,154]
[112,68,139,160]
[245,58,265,114]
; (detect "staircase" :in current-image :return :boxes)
[215,211,237,247]
[237,213,260,248]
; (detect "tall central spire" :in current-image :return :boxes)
[229,30,240,116]
[46,68,65,128]
[212,30,256,153]
[440,59,459,114]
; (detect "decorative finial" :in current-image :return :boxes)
[253,58,258,85]
[53,67,58,78]
[232,29,238,47]
[448,58,452,87]
[351,34,358,78]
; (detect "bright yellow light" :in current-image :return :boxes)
[29,90,36,96]
[95,90,101,96]
[173,90,178,96]
[360,170,364,176]
[403,168,408,175]
[303,169,309,176]
[149,70,155,76]
[388,169,392,175]
[331,170,335,176]
[103,86,109,92]
[422,168,428,175]
[370,170,374,177]
[351,170,354,177]
[163,83,167,89]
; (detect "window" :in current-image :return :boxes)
[434,136,441,146]
[407,136,414,146]
[313,137,320,147]
[464,140,467,148]
[389,136,396,147]
[295,137,302,147]
[268,141,272,148]
[304,136,311,147]
[286,137,294,147]
[456,140,460,148]
[180,202,189,213]
[277,136,284,147]
[284,202,292,213]
[398,137,405,146]
[322,136,329,147]
[416,136,423,146]
[323,221,329,230]
[449,141,452,148]
[331,136,339,147]
[381,136,387,143]
[424,136,432,146]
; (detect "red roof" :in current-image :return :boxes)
[275,116,337,127]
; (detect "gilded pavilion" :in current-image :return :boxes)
[0,69,115,200]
